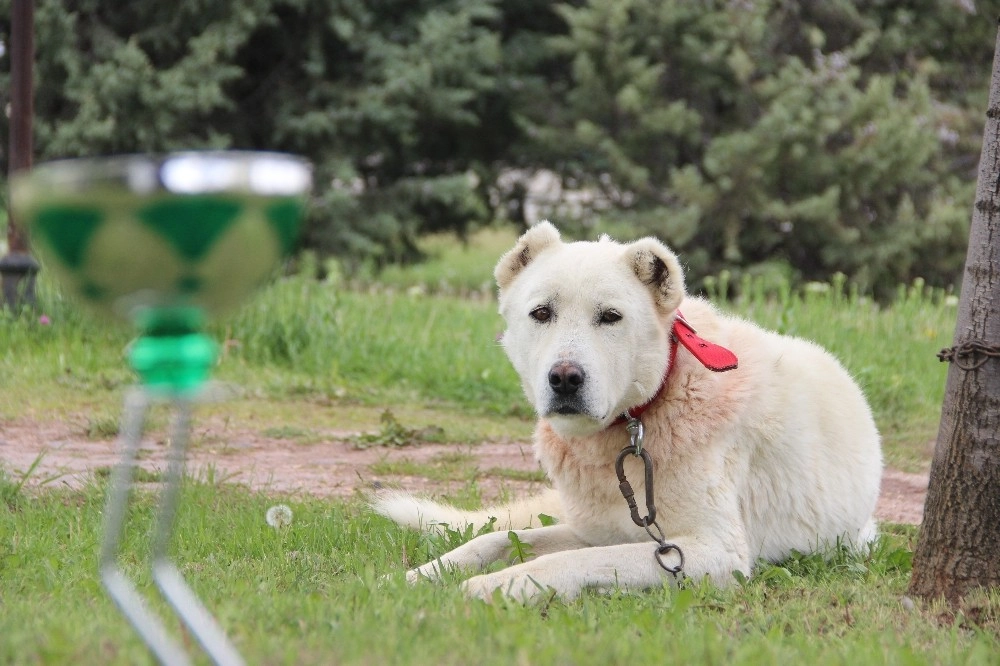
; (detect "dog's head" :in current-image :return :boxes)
[495,222,684,438]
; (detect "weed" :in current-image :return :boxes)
[85,414,120,439]
[93,466,164,483]
[350,410,446,449]
[424,515,498,554]
[507,530,534,563]
[0,454,64,509]
[0,467,21,510]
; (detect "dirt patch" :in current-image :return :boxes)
[0,416,549,501]
[877,469,928,525]
[0,416,927,524]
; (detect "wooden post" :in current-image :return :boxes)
[908,21,1000,605]
[1,0,40,310]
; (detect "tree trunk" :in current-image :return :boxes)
[2,0,39,311]
[908,23,1000,605]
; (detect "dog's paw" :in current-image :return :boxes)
[461,571,556,603]
[461,573,507,602]
[406,560,449,584]
[378,569,419,587]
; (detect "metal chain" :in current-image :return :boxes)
[937,340,1000,371]
[615,417,684,578]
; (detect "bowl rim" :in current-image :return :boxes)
[11,150,312,197]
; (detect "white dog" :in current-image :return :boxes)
[374,222,882,601]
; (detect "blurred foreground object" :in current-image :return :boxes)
[9,151,312,665]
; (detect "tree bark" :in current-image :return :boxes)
[908,23,1000,605]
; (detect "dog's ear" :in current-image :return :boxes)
[624,237,685,313]
[494,221,562,291]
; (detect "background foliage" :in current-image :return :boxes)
[0,0,995,295]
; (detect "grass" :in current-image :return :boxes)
[2,227,952,469]
[260,425,325,444]
[485,466,549,483]
[370,450,480,482]
[1,476,997,665]
[0,226,975,664]
[360,227,516,297]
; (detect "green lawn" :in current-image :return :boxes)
[2,473,997,665]
[2,228,989,665]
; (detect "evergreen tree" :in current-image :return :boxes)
[1,0,513,268]
[0,0,993,291]
[517,0,989,296]
[229,0,507,268]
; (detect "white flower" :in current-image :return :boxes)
[266,504,293,529]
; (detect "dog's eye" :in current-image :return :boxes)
[599,309,622,325]
[530,306,552,323]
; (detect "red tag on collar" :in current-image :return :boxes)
[672,313,738,372]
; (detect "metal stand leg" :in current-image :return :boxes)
[152,400,245,666]
[99,389,193,666]
[99,389,245,666]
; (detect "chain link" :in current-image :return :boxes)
[615,416,684,578]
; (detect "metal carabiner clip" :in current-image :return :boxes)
[614,444,658,528]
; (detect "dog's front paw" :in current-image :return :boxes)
[462,570,556,603]
[379,568,428,586]
[406,560,450,584]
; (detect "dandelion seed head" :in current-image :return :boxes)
[266,504,293,529]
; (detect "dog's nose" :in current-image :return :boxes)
[548,361,585,395]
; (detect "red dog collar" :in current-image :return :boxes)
[613,311,738,425]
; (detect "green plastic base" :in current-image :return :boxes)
[129,308,217,396]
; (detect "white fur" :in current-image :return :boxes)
[373,222,882,601]
[373,488,563,534]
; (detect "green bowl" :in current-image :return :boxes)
[10,151,311,324]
